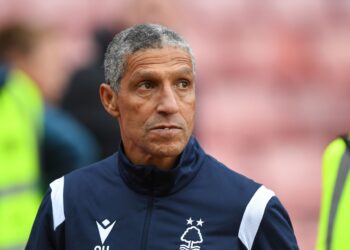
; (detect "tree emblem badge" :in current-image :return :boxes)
[180,217,204,250]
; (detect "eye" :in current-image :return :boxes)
[177,80,190,89]
[138,81,155,90]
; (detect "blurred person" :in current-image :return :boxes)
[61,28,121,159]
[317,134,350,250]
[27,26,100,188]
[26,24,298,249]
[0,24,98,248]
[0,25,44,249]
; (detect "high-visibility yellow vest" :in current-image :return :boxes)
[0,69,43,249]
[317,135,350,250]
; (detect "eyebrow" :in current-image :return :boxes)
[130,67,193,81]
[177,68,193,76]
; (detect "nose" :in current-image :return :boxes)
[156,85,179,115]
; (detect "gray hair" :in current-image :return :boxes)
[104,23,195,92]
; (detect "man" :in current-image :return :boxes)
[317,134,350,250]
[26,24,298,250]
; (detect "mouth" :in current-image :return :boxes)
[150,124,182,130]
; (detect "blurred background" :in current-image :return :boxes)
[1,0,350,249]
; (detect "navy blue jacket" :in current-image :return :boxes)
[26,137,298,249]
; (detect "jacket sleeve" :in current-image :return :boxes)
[25,190,56,249]
[252,196,299,250]
[26,176,66,250]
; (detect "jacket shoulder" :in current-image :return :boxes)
[201,156,298,249]
[203,154,261,194]
[64,154,118,184]
[49,154,118,207]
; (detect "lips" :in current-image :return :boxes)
[150,124,182,130]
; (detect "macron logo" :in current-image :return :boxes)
[96,219,116,244]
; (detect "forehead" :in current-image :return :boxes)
[124,47,193,75]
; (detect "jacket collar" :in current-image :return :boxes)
[117,136,206,196]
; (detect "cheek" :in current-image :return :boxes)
[119,101,149,129]
[182,100,196,127]
[119,114,143,140]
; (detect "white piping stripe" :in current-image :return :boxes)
[50,177,65,230]
[238,185,275,250]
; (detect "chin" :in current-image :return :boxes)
[148,140,186,157]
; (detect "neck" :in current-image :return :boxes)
[129,153,178,171]
[122,146,179,171]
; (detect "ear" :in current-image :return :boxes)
[100,83,120,118]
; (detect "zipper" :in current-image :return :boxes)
[140,195,154,250]
[140,172,155,250]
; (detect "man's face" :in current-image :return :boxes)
[116,47,195,164]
